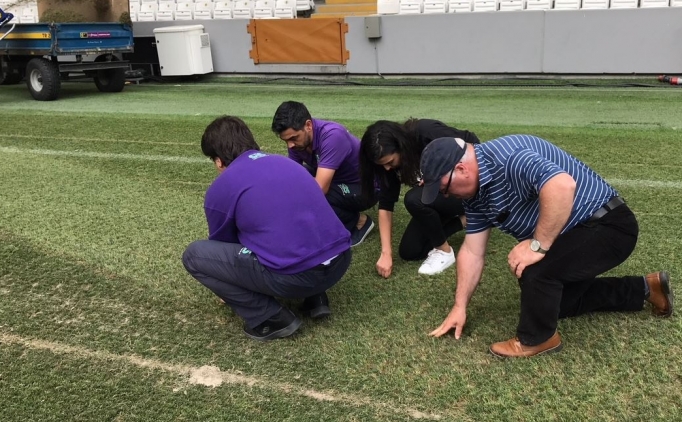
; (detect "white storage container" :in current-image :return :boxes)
[153,25,214,76]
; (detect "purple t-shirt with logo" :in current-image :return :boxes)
[204,150,351,274]
[287,118,361,184]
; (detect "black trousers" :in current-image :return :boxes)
[399,186,465,261]
[517,204,644,346]
[326,182,378,231]
[182,240,351,328]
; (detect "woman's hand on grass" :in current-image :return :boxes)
[376,252,393,278]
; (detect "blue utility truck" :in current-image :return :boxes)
[1,10,134,100]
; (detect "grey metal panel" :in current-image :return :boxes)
[346,17,379,74]
[365,16,383,39]
[543,8,682,74]
[202,20,258,73]
[355,12,545,74]
[133,20,188,37]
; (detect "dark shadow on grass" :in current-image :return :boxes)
[0,228,237,362]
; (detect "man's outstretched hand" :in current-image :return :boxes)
[429,305,467,339]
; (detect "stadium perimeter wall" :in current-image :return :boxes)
[132,8,682,75]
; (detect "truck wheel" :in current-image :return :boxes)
[0,57,24,85]
[94,54,126,93]
[0,68,24,85]
[26,58,60,101]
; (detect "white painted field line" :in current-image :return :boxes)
[0,332,443,420]
[0,146,208,164]
[139,83,682,94]
[0,133,195,147]
[2,146,681,190]
[608,179,682,190]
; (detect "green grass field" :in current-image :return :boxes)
[1,79,681,421]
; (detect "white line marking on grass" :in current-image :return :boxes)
[0,146,208,164]
[609,179,682,190]
[139,84,681,94]
[0,332,443,420]
[159,180,207,186]
[0,134,195,146]
[3,146,681,191]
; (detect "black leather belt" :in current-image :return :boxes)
[588,197,625,222]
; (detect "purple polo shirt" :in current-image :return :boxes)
[204,150,351,274]
[287,118,361,184]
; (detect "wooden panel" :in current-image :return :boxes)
[248,18,350,65]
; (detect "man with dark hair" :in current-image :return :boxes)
[183,116,352,341]
[422,136,673,357]
[272,101,376,247]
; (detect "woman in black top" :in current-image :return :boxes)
[359,119,480,278]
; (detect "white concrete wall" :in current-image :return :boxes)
[133,8,682,75]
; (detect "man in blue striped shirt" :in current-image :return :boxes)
[420,135,673,358]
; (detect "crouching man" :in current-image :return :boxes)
[182,116,351,341]
[422,136,673,357]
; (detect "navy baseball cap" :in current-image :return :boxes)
[420,137,467,204]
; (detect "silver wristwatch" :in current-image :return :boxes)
[530,239,548,254]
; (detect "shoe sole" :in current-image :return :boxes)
[244,318,302,342]
[489,342,563,358]
[655,271,674,318]
[351,219,375,247]
[308,305,331,319]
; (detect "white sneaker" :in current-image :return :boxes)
[418,248,456,275]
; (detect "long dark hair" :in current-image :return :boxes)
[359,120,422,201]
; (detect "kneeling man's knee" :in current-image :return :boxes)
[182,241,203,274]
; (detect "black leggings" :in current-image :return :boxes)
[398,186,465,261]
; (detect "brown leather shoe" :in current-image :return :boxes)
[646,271,673,317]
[489,332,563,358]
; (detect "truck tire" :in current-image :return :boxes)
[94,54,126,93]
[26,58,60,101]
[0,57,24,85]
[0,68,24,85]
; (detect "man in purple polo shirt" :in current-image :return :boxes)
[182,116,352,342]
[272,101,377,247]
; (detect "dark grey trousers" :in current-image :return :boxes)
[182,240,351,328]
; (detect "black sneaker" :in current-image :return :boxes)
[351,215,375,247]
[300,292,331,319]
[243,308,302,341]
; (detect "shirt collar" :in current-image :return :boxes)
[474,145,493,195]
